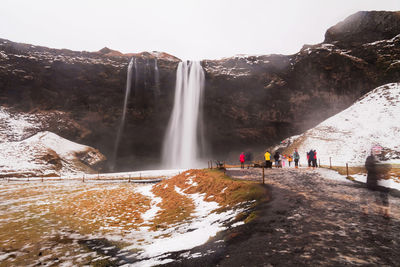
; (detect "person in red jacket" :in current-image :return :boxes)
[240,152,245,169]
[313,149,317,168]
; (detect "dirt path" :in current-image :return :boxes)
[166,167,400,266]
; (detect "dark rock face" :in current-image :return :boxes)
[203,11,400,160]
[1,10,400,169]
[325,11,400,48]
[0,39,180,170]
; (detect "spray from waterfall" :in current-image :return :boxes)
[162,61,205,169]
[110,58,134,171]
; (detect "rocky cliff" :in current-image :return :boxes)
[0,11,399,169]
[203,10,400,160]
[0,40,180,170]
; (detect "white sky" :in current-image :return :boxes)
[1,0,399,60]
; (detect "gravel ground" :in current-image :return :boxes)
[165,167,400,266]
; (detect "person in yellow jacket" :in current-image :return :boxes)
[288,155,293,167]
[264,151,272,168]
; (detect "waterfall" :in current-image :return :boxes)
[134,58,139,90]
[162,61,205,169]
[154,58,160,95]
[110,58,134,171]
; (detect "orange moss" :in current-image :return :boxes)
[152,169,267,218]
[53,186,150,232]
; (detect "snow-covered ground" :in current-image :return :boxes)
[315,167,400,191]
[279,83,400,166]
[0,170,249,266]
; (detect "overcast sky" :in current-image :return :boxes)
[1,0,399,60]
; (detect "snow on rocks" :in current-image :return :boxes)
[0,131,105,177]
[281,83,400,166]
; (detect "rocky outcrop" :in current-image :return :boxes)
[0,11,399,168]
[325,11,400,48]
[0,131,106,177]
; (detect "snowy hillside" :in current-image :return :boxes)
[0,107,103,177]
[0,131,105,177]
[280,83,400,166]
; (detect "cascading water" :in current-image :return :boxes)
[134,58,139,90]
[154,58,160,95]
[162,61,205,169]
[110,58,134,171]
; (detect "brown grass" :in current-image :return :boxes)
[52,185,150,233]
[0,170,269,265]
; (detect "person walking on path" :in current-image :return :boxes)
[273,151,280,168]
[240,152,245,169]
[308,150,315,168]
[288,155,293,167]
[245,152,253,169]
[363,152,392,217]
[293,148,300,168]
[313,149,318,168]
[264,151,272,169]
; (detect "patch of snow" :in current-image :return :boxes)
[316,167,400,191]
[0,51,8,60]
[185,175,198,187]
[129,256,174,267]
[315,168,352,183]
[120,183,244,264]
[135,185,162,221]
[231,221,245,227]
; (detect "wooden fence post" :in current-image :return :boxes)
[262,166,265,184]
[329,157,332,169]
[41,177,43,182]
[211,161,213,169]
[346,163,349,178]
[82,175,85,183]
[128,175,131,183]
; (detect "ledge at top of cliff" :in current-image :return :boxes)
[97,46,180,62]
[0,38,180,69]
[324,10,400,48]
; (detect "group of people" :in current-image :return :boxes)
[240,147,392,218]
[264,149,301,169]
[239,148,316,169]
[307,149,318,168]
